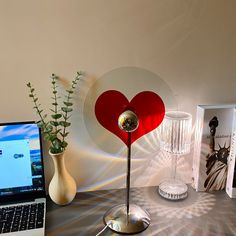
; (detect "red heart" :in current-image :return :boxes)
[95,90,165,146]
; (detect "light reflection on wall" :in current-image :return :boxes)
[133,129,194,188]
[59,67,198,192]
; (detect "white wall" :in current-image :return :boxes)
[0,0,236,191]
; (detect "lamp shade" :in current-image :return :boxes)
[160,111,192,155]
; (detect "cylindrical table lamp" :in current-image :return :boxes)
[158,111,192,200]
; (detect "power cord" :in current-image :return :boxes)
[95,221,112,236]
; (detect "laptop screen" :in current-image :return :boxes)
[0,122,45,200]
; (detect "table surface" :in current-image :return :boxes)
[45,186,236,236]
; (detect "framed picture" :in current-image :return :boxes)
[193,104,235,192]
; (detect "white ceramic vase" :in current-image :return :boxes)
[48,151,77,205]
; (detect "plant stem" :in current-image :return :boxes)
[27,84,46,126]
[61,72,82,144]
[52,75,58,134]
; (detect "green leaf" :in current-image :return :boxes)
[30,88,35,93]
[26,82,31,87]
[61,141,68,148]
[66,90,73,94]
[55,129,62,134]
[52,102,58,106]
[59,121,71,127]
[33,98,38,102]
[50,146,63,154]
[29,94,34,97]
[43,133,51,141]
[50,121,59,126]
[62,114,71,120]
[50,138,63,153]
[77,71,83,76]
[63,102,73,106]
[45,125,53,133]
[51,114,62,119]
[61,107,73,113]
[37,121,43,128]
[52,138,62,147]
[53,91,57,94]
[49,135,58,142]
[60,132,69,137]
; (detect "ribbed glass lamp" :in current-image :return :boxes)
[158,111,192,200]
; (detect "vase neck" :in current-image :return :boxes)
[50,152,66,174]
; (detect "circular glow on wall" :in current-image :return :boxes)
[84,66,177,154]
[68,67,177,190]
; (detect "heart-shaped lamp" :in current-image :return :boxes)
[95,90,165,146]
[95,90,165,235]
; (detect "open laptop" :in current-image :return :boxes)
[0,121,46,236]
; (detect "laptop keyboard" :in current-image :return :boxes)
[0,202,45,234]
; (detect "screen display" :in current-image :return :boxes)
[0,122,44,196]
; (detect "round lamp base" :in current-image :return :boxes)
[103,204,150,234]
[158,179,188,200]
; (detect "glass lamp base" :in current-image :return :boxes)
[158,179,188,200]
[103,204,150,234]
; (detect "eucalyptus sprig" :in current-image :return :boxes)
[27,71,83,154]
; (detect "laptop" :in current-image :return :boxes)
[0,121,46,236]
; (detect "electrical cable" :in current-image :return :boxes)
[95,221,112,236]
